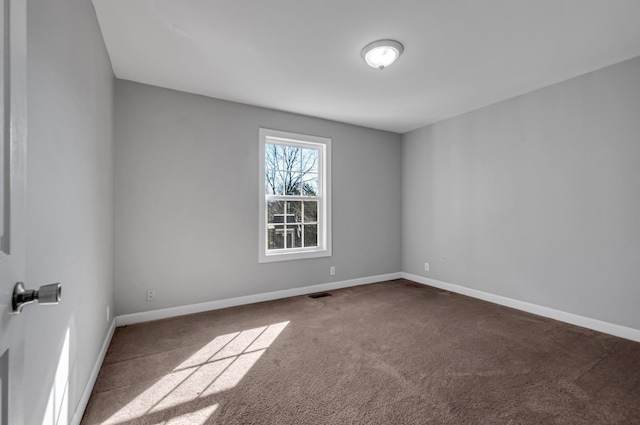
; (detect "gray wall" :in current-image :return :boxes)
[25,0,114,423]
[114,80,402,315]
[403,56,640,330]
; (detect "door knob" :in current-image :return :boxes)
[12,282,62,314]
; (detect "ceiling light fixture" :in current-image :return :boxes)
[361,39,404,70]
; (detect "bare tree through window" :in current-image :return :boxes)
[264,144,318,196]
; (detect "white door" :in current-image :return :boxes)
[0,0,27,423]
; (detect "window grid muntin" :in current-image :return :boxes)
[266,198,319,250]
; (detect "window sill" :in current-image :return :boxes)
[259,248,332,263]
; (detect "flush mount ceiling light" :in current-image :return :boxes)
[361,39,404,70]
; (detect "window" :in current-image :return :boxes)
[259,128,331,262]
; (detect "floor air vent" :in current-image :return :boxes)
[309,292,332,299]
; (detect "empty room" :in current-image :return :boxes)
[1,0,639,424]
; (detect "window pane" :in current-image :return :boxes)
[287,225,303,248]
[287,201,302,223]
[283,146,302,172]
[302,174,318,196]
[265,171,285,195]
[301,148,318,173]
[284,173,301,195]
[303,201,317,222]
[304,224,318,247]
[265,144,276,170]
[265,143,285,171]
[268,225,285,250]
[278,170,288,195]
[268,200,285,223]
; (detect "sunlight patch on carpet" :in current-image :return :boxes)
[104,321,289,424]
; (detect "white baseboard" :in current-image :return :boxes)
[71,319,116,425]
[402,272,640,343]
[116,272,403,326]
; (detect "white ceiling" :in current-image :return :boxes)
[93,0,640,134]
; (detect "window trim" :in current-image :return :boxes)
[259,128,332,263]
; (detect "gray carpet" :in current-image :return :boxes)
[81,279,640,424]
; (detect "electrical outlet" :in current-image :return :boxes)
[106,305,110,322]
[330,266,336,276]
[146,289,156,302]
[424,262,430,271]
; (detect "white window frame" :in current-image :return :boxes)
[259,128,332,263]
